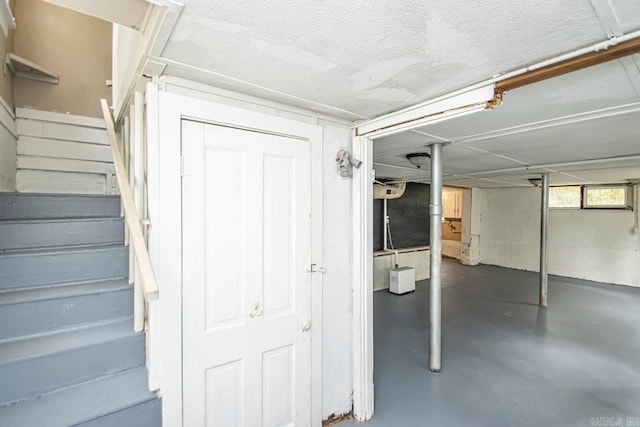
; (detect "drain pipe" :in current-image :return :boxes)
[539,173,549,307]
[429,142,444,373]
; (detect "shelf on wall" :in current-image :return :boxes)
[5,53,59,85]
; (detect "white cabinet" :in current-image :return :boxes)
[443,189,462,219]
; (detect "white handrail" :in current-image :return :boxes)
[101,99,159,301]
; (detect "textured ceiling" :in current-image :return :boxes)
[157,0,640,119]
[150,0,640,187]
[374,57,640,188]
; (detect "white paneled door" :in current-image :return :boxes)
[181,120,313,426]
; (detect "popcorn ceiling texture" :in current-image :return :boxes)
[160,0,639,118]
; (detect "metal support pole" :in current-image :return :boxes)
[539,173,549,307]
[429,143,443,373]
[383,198,388,251]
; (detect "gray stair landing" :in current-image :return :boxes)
[0,192,160,426]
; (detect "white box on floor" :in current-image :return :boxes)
[389,267,415,294]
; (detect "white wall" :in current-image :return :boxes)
[0,98,16,191]
[480,187,640,287]
[149,77,354,420]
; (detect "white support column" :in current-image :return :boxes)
[429,142,444,373]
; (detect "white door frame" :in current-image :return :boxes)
[351,136,374,421]
[351,87,495,422]
[147,87,324,426]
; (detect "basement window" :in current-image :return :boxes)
[549,185,632,210]
[549,186,581,209]
[583,185,631,209]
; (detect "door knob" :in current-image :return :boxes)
[250,302,263,318]
[301,320,311,331]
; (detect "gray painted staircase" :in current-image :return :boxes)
[0,193,161,426]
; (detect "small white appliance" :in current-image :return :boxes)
[389,267,415,295]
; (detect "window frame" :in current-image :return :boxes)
[582,184,632,210]
[549,185,582,210]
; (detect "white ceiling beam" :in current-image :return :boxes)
[589,0,624,39]
[460,146,529,166]
[619,54,640,97]
[356,85,494,137]
[409,129,448,142]
[451,102,640,146]
[42,0,152,31]
[462,155,640,177]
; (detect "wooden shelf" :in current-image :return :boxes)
[5,53,59,85]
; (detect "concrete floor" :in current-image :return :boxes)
[340,258,640,427]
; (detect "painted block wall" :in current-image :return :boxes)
[479,187,640,287]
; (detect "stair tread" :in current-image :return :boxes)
[2,243,126,255]
[0,317,137,365]
[0,278,130,305]
[0,216,123,224]
[0,243,126,258]
[0,367,156,426]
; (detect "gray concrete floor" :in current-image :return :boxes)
[340,258,640,427]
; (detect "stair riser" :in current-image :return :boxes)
[0,193,121,219]
[73,397,162,427]
[0,247,128,290]
[0,288,133,342]
[0,219,125,251]
[0,334,144,405]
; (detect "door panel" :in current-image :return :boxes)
[263,155,295,317]
[205,360,245,426]
[262,345,295,427]
[203,147,246,331]
[182,120,312,427]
